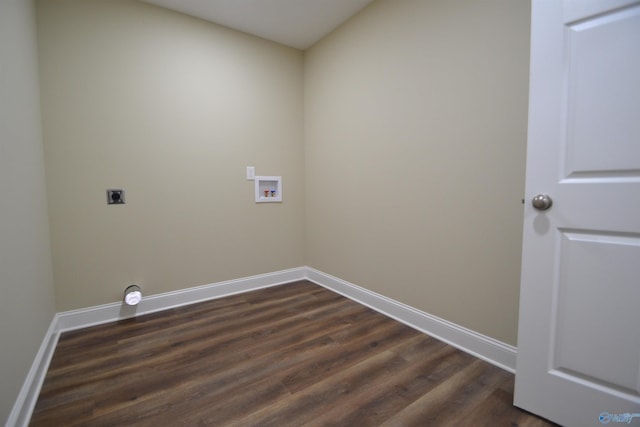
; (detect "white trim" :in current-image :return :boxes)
[10,266,517,426]
[6,316,60,427]
[303,267,517,373]
[56,267,306,332]
[8,268,305,426]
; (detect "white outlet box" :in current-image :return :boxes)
[255,176,282,203]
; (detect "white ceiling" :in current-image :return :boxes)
[139,0,376,50]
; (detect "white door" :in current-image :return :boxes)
[514,1,640,426]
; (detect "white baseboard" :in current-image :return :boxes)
[56,267,306,333]
[6,317,60,427]
[304,267,517,373]
[9,266,517,426]
[6,267,306,427]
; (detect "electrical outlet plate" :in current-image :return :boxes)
[246,166,255,180]
[106,189,125,205]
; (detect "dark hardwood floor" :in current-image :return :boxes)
[30,280,556,426]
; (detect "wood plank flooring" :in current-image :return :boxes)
[30,280,556,426]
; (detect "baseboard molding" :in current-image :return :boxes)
[304,267,517,373]
[56,267,306,333]
[6,268,306,427]
[9,266,517,426]
[6,316,60,427]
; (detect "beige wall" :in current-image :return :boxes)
[36,0,529,338]
[0,0,56,423]
[304,0,530,345]
[37,0,305,311]
[1,0,530,420]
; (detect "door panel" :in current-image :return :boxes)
[554,230,640,394]
[563,0,639,21]
[565,7,640,176]
[515,1,640,425]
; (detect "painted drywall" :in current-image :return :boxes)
[304,0,530,345]
[36,0,305,311]
[36,0,528,344]
[0,0,57,423]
